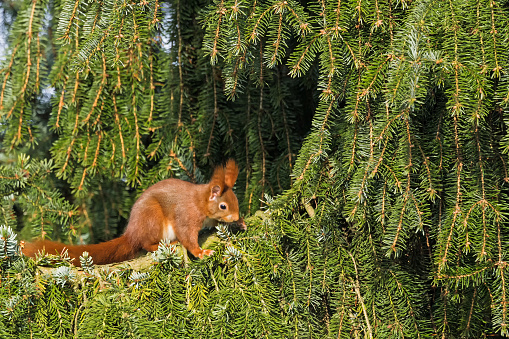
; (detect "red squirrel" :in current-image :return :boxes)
[22,160,241,267]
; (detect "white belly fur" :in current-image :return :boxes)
[163,223,176,241]
[163,219,215,242]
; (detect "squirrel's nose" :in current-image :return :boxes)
[225,213,239,222]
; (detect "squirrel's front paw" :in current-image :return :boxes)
[197,249,215,259]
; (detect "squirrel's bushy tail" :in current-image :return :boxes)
[22,235,138,267]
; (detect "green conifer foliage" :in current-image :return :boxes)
[204,0,509,337]
[1,0,509,337]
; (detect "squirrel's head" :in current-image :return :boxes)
[207,160,240,222]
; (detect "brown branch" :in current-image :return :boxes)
[206,68,219,157]
[78,135,92,192]
[58,0,81,43]
[83,53,108,125]
[177,0,184,126]
[0,43,19,110]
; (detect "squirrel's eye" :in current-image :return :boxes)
[219,203,227,210]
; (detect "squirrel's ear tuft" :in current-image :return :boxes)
[224,160,239,188]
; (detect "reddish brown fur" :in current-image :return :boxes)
[224,159,239,188]
[22,160,241,267]
[22,236,137,267]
